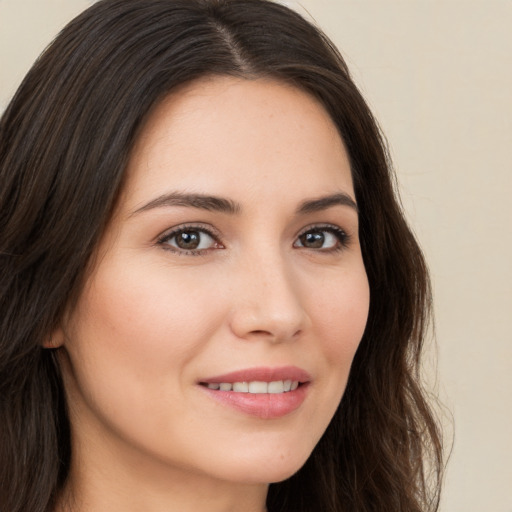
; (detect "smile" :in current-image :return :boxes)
[202,380,300,393]
[198,366,310,418]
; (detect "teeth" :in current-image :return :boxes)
[268,381,284,393]
[233,382,249,392]
[206,380,300,394]
[249,381,268,393]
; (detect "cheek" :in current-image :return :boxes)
[60,262,231,447]
[78,260,223,356]
[310,270,370,365]
[62,261,227,415]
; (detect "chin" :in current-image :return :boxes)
[213,446,314,485]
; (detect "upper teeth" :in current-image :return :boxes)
[206,380,299,393]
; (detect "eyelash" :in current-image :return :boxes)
[157,224,222,256]
[295,224,351,252]
[156,223,351,256]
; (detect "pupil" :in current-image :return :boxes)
[301,231,324,248]
[176,231,200,249]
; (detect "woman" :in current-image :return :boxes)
[0,0,443,511]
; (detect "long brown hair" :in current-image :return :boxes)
[0,1,443,510]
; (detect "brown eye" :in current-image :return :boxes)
[299,231,326,249]
[175,231,201,250]
[161,228,219,253]
[294,227,347,251]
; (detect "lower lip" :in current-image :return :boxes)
[200,384,309,419]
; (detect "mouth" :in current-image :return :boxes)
[200,380,301,393]
[197,366,311,419]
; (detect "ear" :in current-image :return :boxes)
[42,327,65,349]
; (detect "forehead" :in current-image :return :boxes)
[123,76,353,212]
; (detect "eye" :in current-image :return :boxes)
[294,226,349,251]
[158,226,222,254]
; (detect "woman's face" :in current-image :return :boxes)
[56,77,369,488]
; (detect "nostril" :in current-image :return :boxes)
[229,295,307,342]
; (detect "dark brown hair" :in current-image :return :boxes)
[0,0,443,510]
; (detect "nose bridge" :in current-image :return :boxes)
[229,243,307,341]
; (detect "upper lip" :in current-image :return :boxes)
[199,366,311,384]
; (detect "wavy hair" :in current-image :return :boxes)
[0,0,443,510]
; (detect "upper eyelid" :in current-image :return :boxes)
[156,223,221,243]
[295,222,349,237]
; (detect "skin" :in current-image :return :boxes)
[53,77,370,512]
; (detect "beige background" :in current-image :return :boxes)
[1,1,511,510]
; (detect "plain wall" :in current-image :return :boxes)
[1,1,511,510]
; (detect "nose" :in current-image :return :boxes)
[228,251,308,343]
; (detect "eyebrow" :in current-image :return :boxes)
[130,192,241,216]
[130,191,358,217]
[296,193,358,214]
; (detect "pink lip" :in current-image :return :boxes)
[198,366,311,419]
[199,365,311,384]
